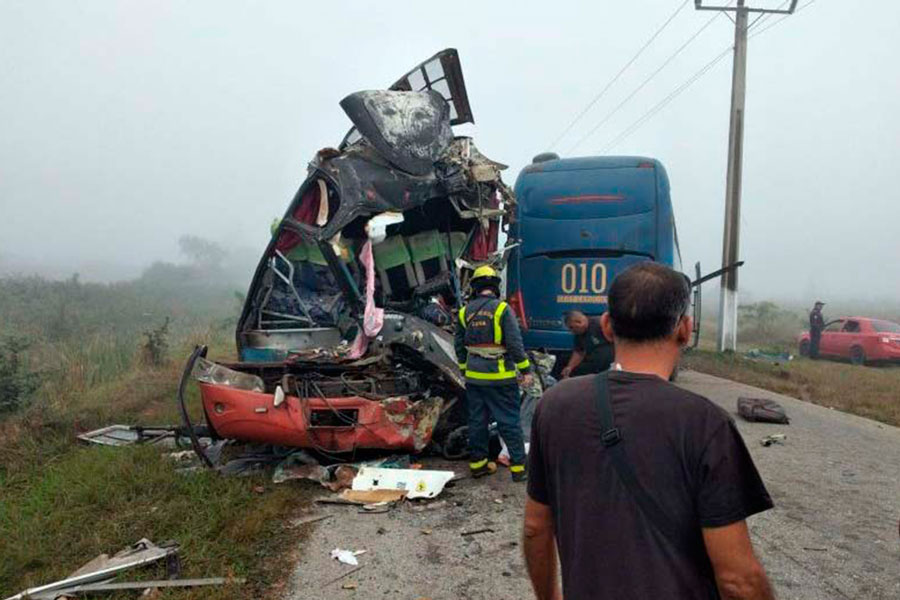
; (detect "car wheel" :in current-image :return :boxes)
[850,346,866,366]
[799,339,810,357]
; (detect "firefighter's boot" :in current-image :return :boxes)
[470,459,498,479]
[511,464,528,483]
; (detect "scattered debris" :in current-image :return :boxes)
[737,397,790,424]
[409,500,447,513]
[803,547,829,552]
[376,527,387,535]
[77,425,176,447]
[493,498,503,505]
[760,434,787,447]
[322,565,365,589]
[341,489,407,504]
[360,501,392,514]
[351,466,455,500]
[272,450,331,485]
[290,514,333,528]
[28,578,238,597]
[421,528,433,535]
[272,452,410,491]
[330,549,366,567]
[4,539,236,600]
[460,528,494,537]
[498,441,530,467]
[342,582,359,590]
[744,349,793,365]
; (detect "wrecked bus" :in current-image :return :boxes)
[178,50,515,461]
[506,155,681,355]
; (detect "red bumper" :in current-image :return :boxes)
[199,383,442,452]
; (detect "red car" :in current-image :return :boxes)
[798,317,900,365]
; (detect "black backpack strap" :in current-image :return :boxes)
[595,372,694,554]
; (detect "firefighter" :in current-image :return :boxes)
[809,301,826,359]
[454,265,533,482]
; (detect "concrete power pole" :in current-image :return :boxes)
[694,0,798,352]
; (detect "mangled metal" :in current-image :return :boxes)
[183,48,512,457]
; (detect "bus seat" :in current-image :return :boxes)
[372,235,417,297]
[406,230,449,285]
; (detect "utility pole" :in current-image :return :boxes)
[694,0,798,352]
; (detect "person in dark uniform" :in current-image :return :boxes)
[809,301,826,359]
[560,310,615,378]
[454,265,533,482]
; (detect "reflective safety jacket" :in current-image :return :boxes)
[454,295,531,386]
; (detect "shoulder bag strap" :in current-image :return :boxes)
[595,372,694,555]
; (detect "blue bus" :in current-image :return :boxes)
[506,155,681,353]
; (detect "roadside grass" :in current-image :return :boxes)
[0,311,318,598]
[0,445,314,599]
[682,350,900,427]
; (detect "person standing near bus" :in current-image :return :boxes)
[809,301,826,359]
[454,266,533,482]
[560,310,615,378]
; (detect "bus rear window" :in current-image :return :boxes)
[518,167,656,220]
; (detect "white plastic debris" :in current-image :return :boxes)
[351,466,455,500]
[273,385,285,408]
[330,549,366,566]
[497,440,530,465]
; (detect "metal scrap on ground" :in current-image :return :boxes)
[4,539,237,600]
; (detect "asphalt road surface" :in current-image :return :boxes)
[286,370,900,599]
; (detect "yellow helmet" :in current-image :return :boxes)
[470,265,501,296]
[472,265,499,280]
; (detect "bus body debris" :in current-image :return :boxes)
[179,49,514,459]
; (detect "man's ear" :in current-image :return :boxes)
[675,315,693,347]
[600,312,614,342]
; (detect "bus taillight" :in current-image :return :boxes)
[508,289,528,331]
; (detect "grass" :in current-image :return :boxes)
[0,275,319,599]
[682,350,900,427]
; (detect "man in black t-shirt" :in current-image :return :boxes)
[524,263,774,600]
[560,310,615,378]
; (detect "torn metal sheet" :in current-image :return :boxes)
[341,90,453,175]
[76,425,172,447]
[4,539,176,600]
[27,578,237,599]
[351,466,455,500]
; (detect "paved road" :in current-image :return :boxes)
[286,370,900,599]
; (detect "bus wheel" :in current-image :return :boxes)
[799,339,810,357]
[850,346,866,366]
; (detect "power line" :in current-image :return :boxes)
[547,0,691,150]
[747,0,790,31]
[602,0,817,152]
[567,5,729,154]
[603,46,733,151]
[751,0,816,38]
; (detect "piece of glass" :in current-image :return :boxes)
[193,357,265,392]
[407,69,426,91]
[424,59,444,84]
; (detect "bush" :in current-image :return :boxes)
[0,337,42,414]
[738,301,806,351]
[140,317,171,367]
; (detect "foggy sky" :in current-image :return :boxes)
[1,0,898,303]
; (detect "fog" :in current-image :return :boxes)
[1,0,898,305]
